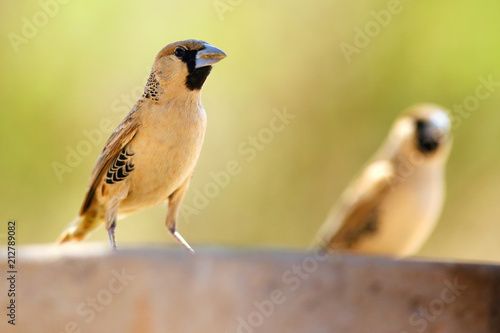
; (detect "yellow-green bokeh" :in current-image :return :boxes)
[1,0,499,261]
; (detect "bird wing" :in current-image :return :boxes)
[315,160,395,250]
[79,107,140,215]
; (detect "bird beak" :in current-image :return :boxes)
[195,44,227,69]
[426,124,447,145]
[429,111,451,142]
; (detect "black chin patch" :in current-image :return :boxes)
[416,120,439,154]
[181,49,212,90]
[186,66,212,90]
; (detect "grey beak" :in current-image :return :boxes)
[195,44,227,69]
[428,110,451,142]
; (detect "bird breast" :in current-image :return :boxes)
[119,104,207,211]
[355,165,445,255]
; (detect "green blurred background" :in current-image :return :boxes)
[1,0,499,261]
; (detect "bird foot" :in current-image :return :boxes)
[171,230,195,254]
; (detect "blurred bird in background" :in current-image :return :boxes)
[314,104,452,256]
[57,40,226,252]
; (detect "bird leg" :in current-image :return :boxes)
[169,229,195,254]
[104,182,130,250]
[105,194,123,251]
[107,220,118,250]
[166,178,195,254]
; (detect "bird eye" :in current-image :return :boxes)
[416,120,439,153]
[174,47,186,59]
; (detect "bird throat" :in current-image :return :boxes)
[142,63,212,100]
[185,66,212,91]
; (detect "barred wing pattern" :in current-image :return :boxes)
[105,147,135,184]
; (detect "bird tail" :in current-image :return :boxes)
[57,213,103,244]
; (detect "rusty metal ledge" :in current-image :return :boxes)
[1,244,499,333]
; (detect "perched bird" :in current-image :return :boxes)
[314,104,453,256]
[58,40,226,251]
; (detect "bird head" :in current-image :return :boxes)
[384,104,453,165]
[146,40,226,100]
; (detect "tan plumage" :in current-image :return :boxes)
[58,40,226,251]
[314,104,453,256]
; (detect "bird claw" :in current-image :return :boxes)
[171,230,195,254]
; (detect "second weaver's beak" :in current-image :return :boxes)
[195,44,227,69]
[428,110,451,143]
